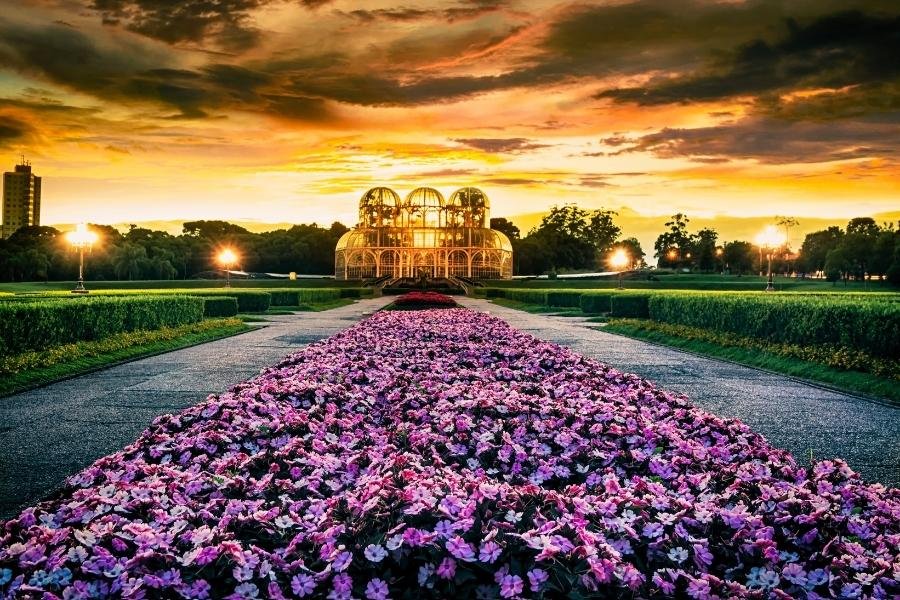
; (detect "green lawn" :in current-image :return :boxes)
[0,278,361,293]
[491,273,896,293]
[0,318,249,397]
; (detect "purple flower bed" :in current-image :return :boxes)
[1,309,898,599]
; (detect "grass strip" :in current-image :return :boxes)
[296,298,355,312]
[602,319,900,404]
[490,298,582,316]
[0,318,248,397]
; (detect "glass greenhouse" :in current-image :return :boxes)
[335,187,513,280]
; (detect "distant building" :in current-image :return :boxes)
[2,159,41,239]
[335,186,513,280]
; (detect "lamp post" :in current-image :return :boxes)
[754,225,786,292]
[609,248,630,290]
[66,223,98,294]
[218,248,238,288]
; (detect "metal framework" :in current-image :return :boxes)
[335,187,513,280]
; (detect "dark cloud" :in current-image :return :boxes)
[344,1,504,23]
[453,137,548,153]
[0,18,214,117]
[597,10,900,111]
[0,114,33,144]
[614,115,900,163]
[261,94,333,121]
[408,168,479,178]
[299,0,334,7]
[482,177,543,185]
[89,0,266,51]
[579,175,613,188]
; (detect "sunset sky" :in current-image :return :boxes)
[0,0,898,241]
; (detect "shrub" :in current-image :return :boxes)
[610,292,651,318]
[503,289,548,305]
[0,296,204,355]
[339,288,373,298]
[268,290,300,306]
[202,296,239,317]
[298,289,342,303]
[647,294,900,357]
[545,290,584,308]
[580,291,616,314]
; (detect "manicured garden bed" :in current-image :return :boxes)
[387,291,458,310]
[0,309,897,598]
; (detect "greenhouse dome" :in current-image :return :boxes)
[335,186,512,280]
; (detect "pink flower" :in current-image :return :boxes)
[446,536,476,562]
[365,578,390,600]
[478,541,502,564]
[527,568,548,591]
[499,574,523,598]
[435,557,456,580]
[291,574,315,597]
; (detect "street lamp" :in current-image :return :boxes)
[218,248,238,288]
[754,225,786,292]
[609,248,630,290]
[65,223,98,294]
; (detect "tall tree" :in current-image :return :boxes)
[587,209,620,256]
[693,228,719,272]
[654,214,692,268]
[722,241,754,275]
[489,218,521,240]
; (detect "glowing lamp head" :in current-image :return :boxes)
[667,249,677,260]
[755,225,786,249]
[66,223,98,249]
[218,248,238,267]
[716,247,724,256]
[609,248,630,269]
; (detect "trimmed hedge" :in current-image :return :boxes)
[503,289,548,305]
[546,290,584,308]
[186,291,271,312]
[580,291,616,314]
[203,296,239,317]
[298,289,342,303]
[610,292,651,318]
[340,288,374,298]
[269,291,300,306]
[648,294,900,358]
[0,296,204,355]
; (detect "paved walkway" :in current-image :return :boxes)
[0,297,392,519]
[459,298,899,487]
[2,297,896,519]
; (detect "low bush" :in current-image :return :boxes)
[502,289,548,305]
[579,291,616,314]
[202,296,239,317]
[298,288,342,303]
[0,318,245,377]
[268,290,300,306]
[0,296,204,355]
[610,292,651,318]
[606,318,899,380]
[339,288,373,298]
[648,294,899,357]
[545,290,584,308]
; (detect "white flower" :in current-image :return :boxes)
[364,544,388,563]
[667,547,688,563]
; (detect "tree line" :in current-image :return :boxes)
[0,220,348,282]
[0,211,897,283]
[493,207,900,284]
